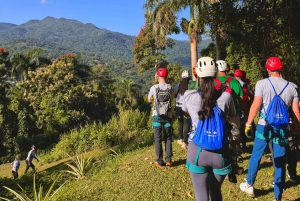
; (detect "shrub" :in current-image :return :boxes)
[39,109,151,163]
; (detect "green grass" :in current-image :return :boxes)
[1,141,300,201]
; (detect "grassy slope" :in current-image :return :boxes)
[1,142,300,200]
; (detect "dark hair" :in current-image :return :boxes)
[178,77,190,95]
[198,77,222,120]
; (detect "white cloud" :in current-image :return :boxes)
[41,0,47,3]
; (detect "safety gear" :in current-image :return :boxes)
[196,57,217,77]
[31,145,35,149]
[234,69,243,77]
[265,56,283,71]
[216,60,228,72]
[156,67,168,77]
[245,124,252,139]
[181,70,189,78]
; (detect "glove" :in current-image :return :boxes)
[245,124,252,139]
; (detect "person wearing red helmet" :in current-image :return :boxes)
[234,69,255,147]
[240,56,300,201]
[233,69,254,109]
[148,67,174,167]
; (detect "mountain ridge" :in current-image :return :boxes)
[0,16,211,66]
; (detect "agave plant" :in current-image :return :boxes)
[65,153,95,179]
[0,173,66,201]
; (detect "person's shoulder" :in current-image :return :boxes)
[256,78,267,84]
[228,76,240,84]
[288,81,298,89]
[183,89,198,98]
[219,91,232,100]
[188,80,197,89]
[149,84,157,90]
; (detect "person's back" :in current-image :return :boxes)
[256,77,297,128]
[11,154,20,179]
[174,70,191,148]
[148,67,173,168]
[240,56,300,201]
[182,57,234,201]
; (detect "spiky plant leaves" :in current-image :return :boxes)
[65,153,95,179]
[0,173,66,201]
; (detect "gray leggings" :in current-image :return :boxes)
[187,141,229,201]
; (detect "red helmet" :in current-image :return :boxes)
[265,56,283,71]
[156,67,168,77]
[234,69,243,77]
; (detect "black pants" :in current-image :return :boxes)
[286,136,299,177]
[175,106,190,144]
[152,116,173,165]
[12,170,18,179]
[24,160,35,173]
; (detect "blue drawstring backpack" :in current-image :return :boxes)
[264,78,289,129]
[193,105,227,150]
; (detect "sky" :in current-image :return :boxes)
[0,0,190,41]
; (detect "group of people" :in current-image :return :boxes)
[148,56,300,201]
[10,145,39,179]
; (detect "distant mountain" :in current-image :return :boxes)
[0,16,212,66]
[0,23,17,31]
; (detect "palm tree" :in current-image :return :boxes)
[10,47,46,81]
[145,0,204,81]
[10,47,48,97]
[114,79,142,109]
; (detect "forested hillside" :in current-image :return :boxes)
[0,16,212,65]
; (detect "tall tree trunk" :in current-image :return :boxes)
[216,33,221,60]
[190,31,198,81]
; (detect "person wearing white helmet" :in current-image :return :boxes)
[174,70,190,148]
[182,57,237,201]
[216,60,245,115]
[216,60,248,149]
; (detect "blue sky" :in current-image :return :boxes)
[0,0,190,41]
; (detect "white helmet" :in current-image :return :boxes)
[181,70,189,78]
[216,60,228,71]
[196,57,217,78]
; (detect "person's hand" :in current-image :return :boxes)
[245,124,252,139]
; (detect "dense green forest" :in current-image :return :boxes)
[0,0,300,159]
[1,0,300,200]
[0,17,211,93]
